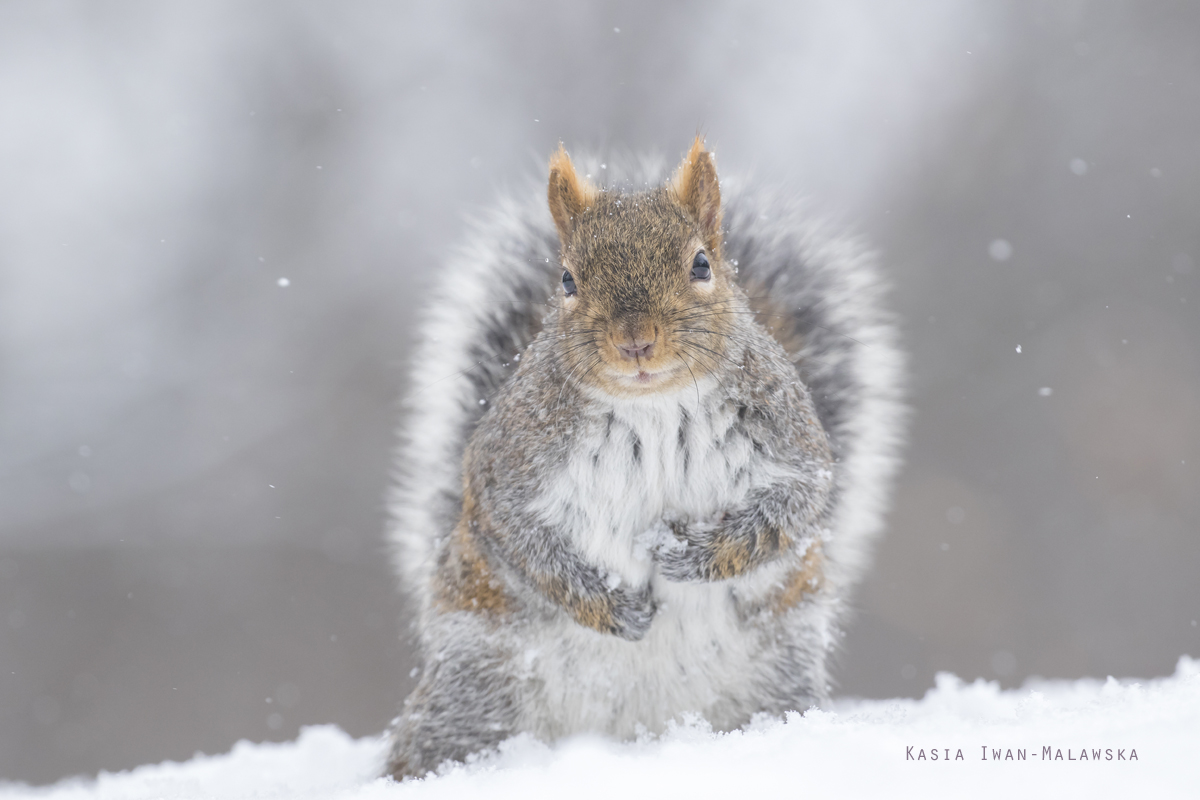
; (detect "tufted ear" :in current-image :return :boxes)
[669,136,722,253]
[547,144,598,245]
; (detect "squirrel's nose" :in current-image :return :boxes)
[617,335,656,361]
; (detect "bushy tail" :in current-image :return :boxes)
[387,189,559,622]
[724,188,907,594]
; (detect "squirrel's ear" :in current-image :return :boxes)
[548,144,597,244]
[669,136,722,251]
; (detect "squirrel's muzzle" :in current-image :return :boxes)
[615,325,657,361]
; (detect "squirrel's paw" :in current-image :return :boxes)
[652,519,715,583]
[609,583,657,641]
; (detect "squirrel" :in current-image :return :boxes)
[384,138,905,779]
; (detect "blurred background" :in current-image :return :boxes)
[1,0,1197,785]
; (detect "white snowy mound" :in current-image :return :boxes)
[5,657,1198,800]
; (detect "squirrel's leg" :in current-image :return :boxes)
[654,479,828,582]
[384,613,518,780]
[478,515,657,640]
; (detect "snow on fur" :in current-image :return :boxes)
[6,657,1197,800]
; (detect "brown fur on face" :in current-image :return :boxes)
[548,140,746,398]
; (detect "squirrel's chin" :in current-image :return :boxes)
[596,364,686,394]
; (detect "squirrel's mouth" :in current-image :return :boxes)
[612,364,680,387]
[590,360,691,396]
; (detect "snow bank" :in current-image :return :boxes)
[5,657,1198,800]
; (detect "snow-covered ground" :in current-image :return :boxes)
[5,657,1198,800]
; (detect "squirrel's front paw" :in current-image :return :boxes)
[652,519,711,583]
[609,584,656,641]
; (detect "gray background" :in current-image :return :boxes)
[2,0,1197,785]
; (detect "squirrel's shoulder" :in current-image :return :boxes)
[464,324,644,493]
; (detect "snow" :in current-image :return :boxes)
[4,657,1198,800]
[633,517,685,562]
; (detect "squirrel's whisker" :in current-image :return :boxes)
[675,309,870,349]
[675,340,734,397]
[675,337,740,369]
[554,349,603,414]
[678,349,702,408]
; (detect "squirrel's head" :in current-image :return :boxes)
[547,137,744,397]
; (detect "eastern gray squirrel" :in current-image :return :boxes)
[385,138,905,779]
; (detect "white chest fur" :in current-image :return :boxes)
[515,386,806,738]
[533,387,763,588]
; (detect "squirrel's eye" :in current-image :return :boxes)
[562,270,577,296]
[690,252,711,281]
